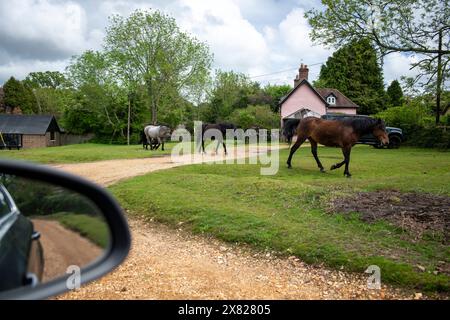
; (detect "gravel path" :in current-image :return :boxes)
[53,145,418,300]
[32,219,102,282]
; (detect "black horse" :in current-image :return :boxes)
[199,123,236,155]
[139,130,156,150]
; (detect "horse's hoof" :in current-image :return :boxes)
[330,165,336,171]
[345,173,352,178]
[287,164,292,169]
[320,168,326,173]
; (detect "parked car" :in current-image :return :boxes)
[0,183,44,292]
[321,114,404,149]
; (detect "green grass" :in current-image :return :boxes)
[0,142,178,164]
[109,146,450,292]
[39,212,110,248]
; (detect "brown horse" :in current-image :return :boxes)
[287,117,389,177]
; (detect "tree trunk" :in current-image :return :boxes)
[152,98,157,125]
[32,89,42,114]
[127,98,131,145]
[147,81,157,125]
[436,29,443,125]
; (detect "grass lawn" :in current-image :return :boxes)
[39,212,110,248]
[110,145,450,292]
[0,142,177,164]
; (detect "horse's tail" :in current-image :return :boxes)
[140,129,148,149]
[282,119,300,144]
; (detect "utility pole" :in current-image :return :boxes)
[127,97,131,145]
[436,29,443,124]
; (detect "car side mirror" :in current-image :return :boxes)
[0,159,131,299]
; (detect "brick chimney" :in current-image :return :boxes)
[294,63,309,87]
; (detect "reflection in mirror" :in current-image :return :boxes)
[0,174,110,293]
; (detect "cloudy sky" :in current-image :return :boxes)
[0,0,419,87]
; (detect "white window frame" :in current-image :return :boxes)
[327,96,336,105]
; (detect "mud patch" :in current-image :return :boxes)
[328,190,450,245]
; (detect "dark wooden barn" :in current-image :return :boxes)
[0,115,62,149]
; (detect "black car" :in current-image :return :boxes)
[321,114,404,148]
[0,184,44,292]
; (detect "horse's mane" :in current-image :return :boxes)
[341,117,384,134]
[283,119,300,139]
[217,122,237,130]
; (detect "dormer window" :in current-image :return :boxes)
[327,95,336,105]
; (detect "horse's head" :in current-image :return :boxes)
[160,126,172,140]
[372,119,389,146]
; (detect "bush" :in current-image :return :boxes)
[376,103,450,149]
[407,126,450,149]
[376,104,432,135]
[230,105,279,129]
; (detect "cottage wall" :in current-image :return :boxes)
[281,84,327,119]
[22,132,61,148]
[46,131,61,147]
[22,134,47,148]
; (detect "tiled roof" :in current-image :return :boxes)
[315,88,359,108]
[0,114,61,135]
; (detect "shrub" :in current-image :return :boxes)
[376,104,431,135]
[376,103,450,149]
[230,105,279,129]
[407,126,450,149]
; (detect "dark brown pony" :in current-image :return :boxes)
[200,123,236,155]
[287,117,389,177]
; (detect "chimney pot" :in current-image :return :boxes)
[299,63,309,82]
[294,63,309,86]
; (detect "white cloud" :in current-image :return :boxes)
[0,0,420,88]
[0,59,69,83]
[255,8,332,85]
[383,52,421,85]
[0,0,102,59]
[173,0,270,76]
[0,0,105,83]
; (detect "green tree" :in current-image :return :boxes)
[23,71,73,116]
[306,0,450,123]
[2,76,35,114]
[263,84,292,113]
[386,80,404,107]
[66,51,112,87]
[230,105,279,129]
[23,71,69,89]
[104,9,213,124]
[65,51,129,141]
[315,39,386,114]
[205,70,259,122]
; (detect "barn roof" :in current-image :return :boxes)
[0,114,61,135]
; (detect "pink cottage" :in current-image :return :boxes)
[280,64,358,126]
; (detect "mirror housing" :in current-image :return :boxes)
[0,159,131,300]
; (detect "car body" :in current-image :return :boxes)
[0,183,44,292]
[321,114,404,148]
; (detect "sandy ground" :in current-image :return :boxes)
[52,144,281,186]
[32,219,102,282]
[53,145,418,300]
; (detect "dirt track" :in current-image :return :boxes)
[53,145,417,300]
[32,219,102,282]
[52,144,280,186]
